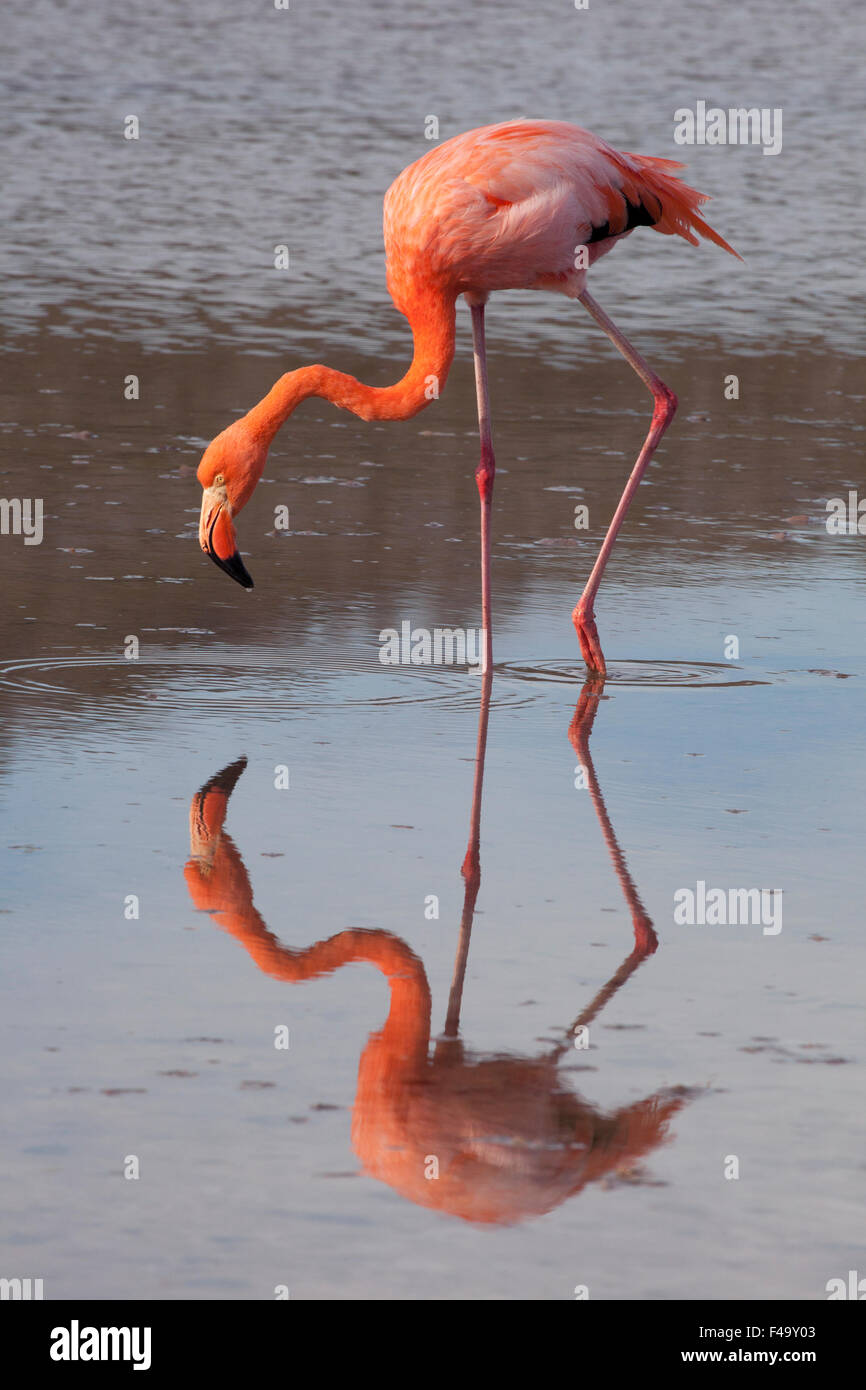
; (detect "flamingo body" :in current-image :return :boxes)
[196,119,736,672]
[383,119,734,309]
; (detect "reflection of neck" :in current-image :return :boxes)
[242,288,456,447]
[184,839,431,1064]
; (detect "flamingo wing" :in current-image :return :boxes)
[384,119,737,305]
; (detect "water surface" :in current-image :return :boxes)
[0,0,863,1301]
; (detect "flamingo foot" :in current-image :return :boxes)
[573,604,607,676]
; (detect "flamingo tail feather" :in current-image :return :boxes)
[623,152,741,259]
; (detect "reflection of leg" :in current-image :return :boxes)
[545,678,658,1060]
[471,302,495,675]
[560,945,654,1056]
[547,929,657,1066]
[573,290,678,675]
[444,667,494,1039]
[568,677,656,954]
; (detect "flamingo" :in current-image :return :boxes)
[183,679,694,1223]
[196,119,737,674]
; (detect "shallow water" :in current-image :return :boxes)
[2,0,863,353]
[1,0,864,1301]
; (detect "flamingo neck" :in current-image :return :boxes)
[242,288,457,446]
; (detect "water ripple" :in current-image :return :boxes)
[498,659,773,689]
[0,650,535,727]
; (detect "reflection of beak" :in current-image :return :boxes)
[189,756,248,863]
[199,487,254,589]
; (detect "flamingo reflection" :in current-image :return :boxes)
[183,677,692,1225]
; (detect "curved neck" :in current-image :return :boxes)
[184,837,431,1057]
[242,288,456,445]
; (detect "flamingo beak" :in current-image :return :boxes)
[199,487,254,589]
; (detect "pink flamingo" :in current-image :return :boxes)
[197,119,737,674]
[183,679,692,1224]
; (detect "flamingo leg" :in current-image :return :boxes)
[574,289,678,675]
[470,302,495,675]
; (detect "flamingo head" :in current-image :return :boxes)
[197,422,266,589]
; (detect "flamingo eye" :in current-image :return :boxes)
[214,473,225,486]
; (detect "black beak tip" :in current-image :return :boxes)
[208,548,254,589]
[196,755,248,805]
